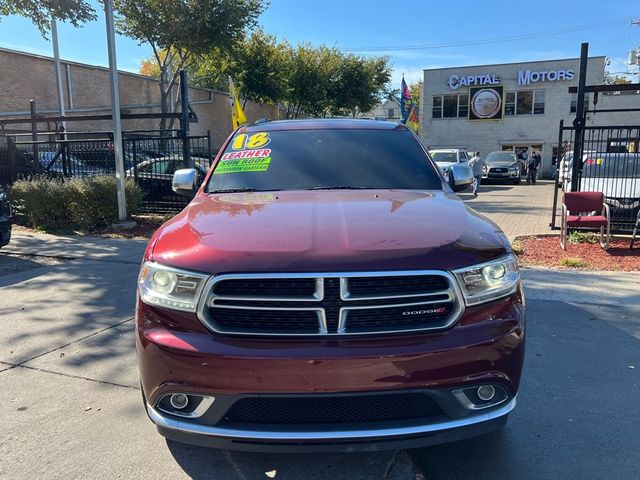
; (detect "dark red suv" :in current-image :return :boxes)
[136,119,525,452]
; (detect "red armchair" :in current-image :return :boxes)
[560,192,610,250]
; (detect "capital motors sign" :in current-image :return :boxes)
[448,68,575,90]
[518,69,575,85]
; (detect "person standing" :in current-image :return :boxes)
[526,151,538,185]
[468,151,484,197]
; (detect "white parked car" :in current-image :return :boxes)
[428,148,474,192]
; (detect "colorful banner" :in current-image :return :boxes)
[468,86,504,121]
[400,77,419,133]
[229,76,248,129]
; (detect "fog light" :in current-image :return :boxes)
[477,385,495,401]
[170,393,189,410]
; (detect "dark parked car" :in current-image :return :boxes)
[0,189,11,248]
[136,119,525,452]
[483,151,523,184]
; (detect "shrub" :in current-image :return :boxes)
[567,231,599,244]
[559,257,589,268]
[9,175,142,232]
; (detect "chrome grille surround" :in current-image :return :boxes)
[196,271,465,336]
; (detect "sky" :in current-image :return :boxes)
[0,0,639,88]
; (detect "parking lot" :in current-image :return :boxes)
[1,184,639,479]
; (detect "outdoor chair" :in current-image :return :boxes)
[560,191,610,250]
[631,210,640,249]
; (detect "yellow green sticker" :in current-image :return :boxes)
[214,156,272,174]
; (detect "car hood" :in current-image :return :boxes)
[486,161,517,168]
[150,190,508,274]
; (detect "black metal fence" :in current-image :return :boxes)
[551,123,640,232]
[0,132,213,213]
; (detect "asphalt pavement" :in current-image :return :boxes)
[1,231,639,479]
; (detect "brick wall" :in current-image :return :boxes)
[0,48,279,148]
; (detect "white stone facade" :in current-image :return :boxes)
[421,57,640,177]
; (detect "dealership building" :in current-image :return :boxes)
[420,57,640,177]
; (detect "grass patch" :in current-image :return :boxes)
[511,240,524,255]
[559,257,589,268]
[567,231,599,244]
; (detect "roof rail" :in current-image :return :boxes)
[252,118,272,125]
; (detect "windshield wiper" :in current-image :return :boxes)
[307,185,371,190]
[209,187,281,193]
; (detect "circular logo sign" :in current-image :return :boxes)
[471,88,502,119]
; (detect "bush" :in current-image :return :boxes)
[9,175,142,232]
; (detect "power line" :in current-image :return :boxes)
[342,18,631,52]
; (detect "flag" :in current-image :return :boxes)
[229,76,248,129]
[400,77,419,134]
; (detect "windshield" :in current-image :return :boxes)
[430,152,457,164]
[582,154,640,178]
[486,152,517,163]
[207,129,442,192]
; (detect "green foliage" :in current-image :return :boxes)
[567,231,599,244]
[116,0,267,130]
[511,240,524,255]
[0,0,97,38]
[409,80,423,107]
[9,176,142,232]
[559,257,589,268]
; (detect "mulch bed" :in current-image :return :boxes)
[516,235,640,271]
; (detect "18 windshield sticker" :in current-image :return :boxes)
[215,132,272,174]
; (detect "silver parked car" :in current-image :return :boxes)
[482,152,523,185]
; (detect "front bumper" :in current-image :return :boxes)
[147,397,515,452]
[137,290,525,451]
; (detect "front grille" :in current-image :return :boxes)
[200,272,462,336]
[346,275,449,298]
[222,392,445,425]
[213,308,321,334]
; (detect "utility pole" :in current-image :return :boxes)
[104,0,129,225]
[51,19,67,140]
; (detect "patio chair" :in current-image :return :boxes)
[631,210,640,249]
[560,191,610,250]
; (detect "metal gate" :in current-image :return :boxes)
[550,43,640,233]
[551,123,640,232]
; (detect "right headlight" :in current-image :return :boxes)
[453,255,520,306]
[138,262,210,312]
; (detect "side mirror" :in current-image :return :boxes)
[450,163,475,186]
[172,168,198,196]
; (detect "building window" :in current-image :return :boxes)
[432,96,443,118]
[533,90,545,114]
[388,108,396,118]
[505,92,515,116]
[458,94,468,118]
[516,91,533,115]
[505,90,545,116]
[570,93,589,113]
[432,94,468,119]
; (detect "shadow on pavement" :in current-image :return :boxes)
[166,440,405,480]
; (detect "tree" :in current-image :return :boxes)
[605,74,632,85]
[115,0,265,131]
[328,55,391,117]
[0,0,97,37]
[409,80,423,107]
[232,30,291,106]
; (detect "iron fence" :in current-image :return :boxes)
[551,124,640,232]
[0,132,213,213]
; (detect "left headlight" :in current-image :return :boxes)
[453,255,520,306]
[138,262,210,312]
